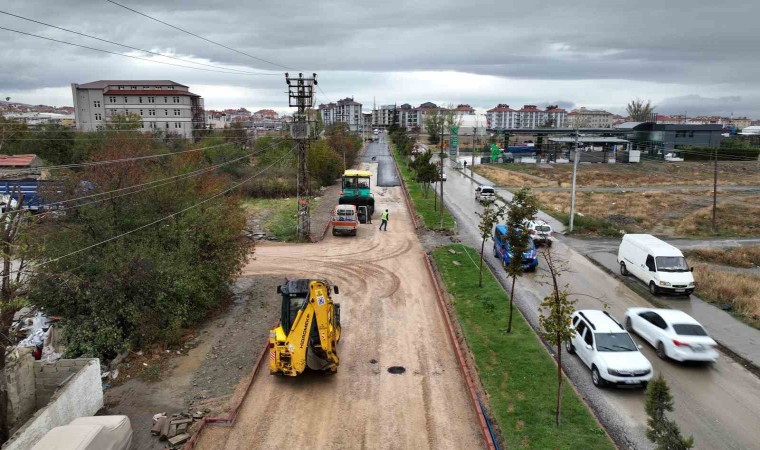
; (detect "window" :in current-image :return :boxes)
[583,329,594,346]
[165,122,170,129]
[655,256,689,272]
[174,122,181,128]
[173,96,180,103]
[131,86,137,90]
[148,110,155,116]
[139,110,144,116]
[164,97,168,103]
[123,96,128,103]
[149,122,156,129]
[645,255,656,271]
[143,86,150,89]
[93,100,101,108]
[139,97,143,103]
[109,96,116,103]
[174,109,181,116]
[148,97,155,103]
[673,324,707,336]
[575,320,587,336]
[168,85,174,90]
[165,110,169,116]
[118,85,124,90]
[595,333,637,352]
[94,113,102,120]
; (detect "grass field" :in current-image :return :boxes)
[684,245,760,268]
[432,245,613,450]
[243,197,305,242]
[474,161,760,188]
[393,147,456,231]
[690,263,760,327]
[532,190,760,237]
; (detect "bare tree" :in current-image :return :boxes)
[627,98,655,122]
[538,247,576,427]
[476,202,506,287]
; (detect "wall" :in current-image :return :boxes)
[3,359,103,450]
[5,348,37,435]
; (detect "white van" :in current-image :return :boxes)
[617,234,695,296]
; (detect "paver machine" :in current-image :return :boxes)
[339,169,374,216]
[269,279,341,376]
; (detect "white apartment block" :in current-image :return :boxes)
[71,80,204,139]
[568,107,613,128]
[486,104,567,130]
[371,105,396,128]
[318,97,363,132]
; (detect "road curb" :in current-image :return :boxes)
[390,147,420,230]
[424,254,497,450]
[183,323,275,450]
[584,256,760,378]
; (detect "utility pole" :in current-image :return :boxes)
[286,72,317,241]
[472,118,478,170]
[569,130,580,232]
[712,146,718,232]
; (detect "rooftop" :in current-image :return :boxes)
[76,80,187,89]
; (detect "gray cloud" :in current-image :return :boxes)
[0,0,758,116]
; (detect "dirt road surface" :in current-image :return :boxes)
[196,165,483,449]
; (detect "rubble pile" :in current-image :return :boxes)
[150,410,207,449]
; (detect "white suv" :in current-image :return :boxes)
[567,310,653,388]
[522,219,553,247]
[475,185,496,203]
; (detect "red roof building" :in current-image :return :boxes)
[0,154,43,168]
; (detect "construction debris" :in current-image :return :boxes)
[149,411,206,447]
[168,433,190,446]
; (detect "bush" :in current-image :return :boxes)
[678,146,760,161]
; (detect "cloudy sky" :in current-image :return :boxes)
[1,0,757,118]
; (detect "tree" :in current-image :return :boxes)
[645,375,695,449]
[538,247,576,427]
[424,111,445,145]
[505,188,539,333]
[627,98,655,122]
[0,117,28,153]
[476,202,506,287]
[409,151,437,197]
[0,191,38,442]
[107,112,143,130]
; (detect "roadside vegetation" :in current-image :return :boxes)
[432,245,612,449]
[690,264,760,328]
[389,127,455,231]
[684,245,760,268]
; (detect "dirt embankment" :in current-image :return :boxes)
[102,276,282,450]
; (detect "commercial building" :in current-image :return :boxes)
[616,122,723,154]
[318,97,363,132]
[486,104,567,130]
[71,80,204,139]
[568,107,613,128]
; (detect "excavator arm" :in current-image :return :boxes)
[269,280,341,376]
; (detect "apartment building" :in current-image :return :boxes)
[71,80,204,138]
[486,104,567,130]
[318,97,363,132]
[568,107,614,128]
[371,104,397,128]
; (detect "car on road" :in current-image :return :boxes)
[331,204,358,236]
[492,224,538,271]
[475,185,496,203]
[624,308,718,362]
[617,234,695,296]
[522,219,553,247]
[567,310,653,388]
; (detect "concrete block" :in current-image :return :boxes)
[168,434,190,446]
[176,423,188,433]
[151,417,166,435]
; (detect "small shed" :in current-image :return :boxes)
[0,154,44,169]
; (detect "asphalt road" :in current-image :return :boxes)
[363,137,400,187]
[196,156,481,450]
[440,160,760,450]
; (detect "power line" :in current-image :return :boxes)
[0,25,280,76]
[105,0,296,71]
[14,148,294,273]
[0,10,280,76]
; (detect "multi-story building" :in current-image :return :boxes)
[453,104,476,115]
[318,97,363,132]
[730,117,752,130]
[71,80,204,138]
[371,104,397,128]
[486,104,567,130]
[567,107,614,128]
[253,109,278,121]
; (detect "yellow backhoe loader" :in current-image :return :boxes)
[269,279,341,376]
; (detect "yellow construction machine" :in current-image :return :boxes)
[269,279,341,376]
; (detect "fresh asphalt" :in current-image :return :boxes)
[363,137,399,187]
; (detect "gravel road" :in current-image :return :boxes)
[196,165,482,449]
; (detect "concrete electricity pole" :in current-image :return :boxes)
[569,130,580,232]
[286,73,317,241]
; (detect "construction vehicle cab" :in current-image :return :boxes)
[269,279,341,376]
[339,169,374,216]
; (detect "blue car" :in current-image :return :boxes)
[493,224,539,271]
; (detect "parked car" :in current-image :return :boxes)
[625,308,718,362]
[664,152,684,162]
[567,310,653,388]
[331,204,358,236]
[492,224,538,271]
[522,219,553,247]
[617,234,695,295]
[475,185,496,203]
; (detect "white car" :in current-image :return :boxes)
[522,219,553,247]
[567,310,653,388]
[625,308,718,362]
[475,185,496,203]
